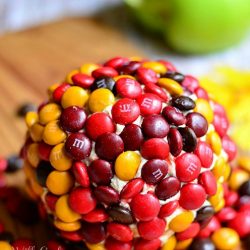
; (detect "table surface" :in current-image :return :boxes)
[0,17,243,249]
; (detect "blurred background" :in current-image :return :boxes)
[0,0,250,74]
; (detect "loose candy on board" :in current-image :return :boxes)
[19,56,239,249]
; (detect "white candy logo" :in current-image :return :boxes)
[73,138,85,149]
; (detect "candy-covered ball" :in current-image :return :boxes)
[21,57,237,249]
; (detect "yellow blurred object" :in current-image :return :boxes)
[142,61,167,74]
[194,99,214,124]
[0,241,13,250]
[238,156,250,173]
[86,243,106,250]
[228,168,249,191]
[65,69,79,84]
[161,235,177,250]
[175,239,193,250]
[157,78,184,95]
[200,67,250,151]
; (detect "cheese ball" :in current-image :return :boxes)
[21,57,237,249]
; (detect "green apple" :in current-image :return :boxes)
[125,0,250,54]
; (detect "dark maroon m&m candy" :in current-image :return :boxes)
[65,133,92,160]
[178,127,197,152]
[172,95,195,111]
[142,114,169,138]
[186,112,208,137]
[155,176,180,200]
[167,128,183,157]
[120,124,144,151]
[141,159,168,184]
[95,133,124,161]
[81,222,106,244]
[119,61,141,75]
[60,106,86,132]
[88,159,113,185]
[94,186,119,205]
[162,106,186,126]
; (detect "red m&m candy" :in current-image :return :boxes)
[134,238,161,250]
[105,236,132,250]
[198,171,217,196]
[175,153,201,182]
[130,193,160,221]
[85,112,116,141]
[69,187,96,214]
[137,67,158,85]
[107,222,133,242]
[112,98,140,125]
[194,141,214,168]
[92,66,118,78]
[179,183,207,210]
[120,178,144,200]
[137,217,166,240]
[72,162,90,187]
[72,73,94,88]
[116,78,142,99]
[137,93,162,116]
[141,138,169,160]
